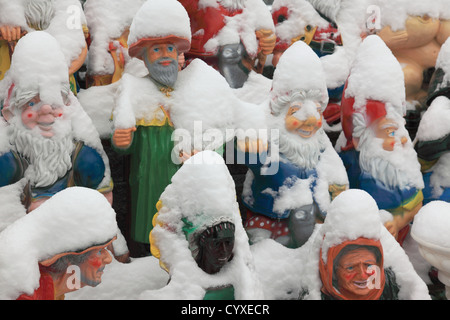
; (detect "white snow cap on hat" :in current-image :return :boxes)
[128,0,191,50]
[0,31,69,109]
[344,35,406,116]
[157,150,239,233]
[319,189,383,263]
[271,40,328,109]
[0,187,119,299]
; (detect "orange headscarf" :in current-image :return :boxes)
[319,237,386,300]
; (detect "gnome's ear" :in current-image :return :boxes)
[1,106,14,122]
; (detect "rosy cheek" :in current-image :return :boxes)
[21,110,37,128]
[88,257,102,269]
[344,272,358,281]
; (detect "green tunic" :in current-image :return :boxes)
[114,120,180,244]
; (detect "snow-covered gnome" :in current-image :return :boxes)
[240,40,348,248]
[337,35,424,244]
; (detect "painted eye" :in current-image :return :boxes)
[153,47,160,52]
[167,46,174,52]
[29,102,35,107]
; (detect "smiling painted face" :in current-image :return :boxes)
[335,247,380,299]
[284,101,323,138]
[20,95,66,138]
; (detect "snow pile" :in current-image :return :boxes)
[0,187,120,300]
[84,0,145,76]
[298,189,431,300]
[127,0,191,49]
[412,201,450,250]
[203,0,275,58]
[140,150,264,300]
[345,35,406,116]
[0,0,87,67]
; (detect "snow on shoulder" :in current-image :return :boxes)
[142,150,264,300]
[412,201,450,250]
[0,187,119,300]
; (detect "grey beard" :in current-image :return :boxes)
[275,121,327,170]
[10,125,75,188]
[145,57,179,88]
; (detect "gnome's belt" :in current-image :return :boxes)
[309,40,335,54]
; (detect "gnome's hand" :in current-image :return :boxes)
[112,127,136,148]
[256,29,276,55]
[0,25,23,42]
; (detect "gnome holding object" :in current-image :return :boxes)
[111,0,267,249]
[146,151,264,300]
[337,35,424,243]
[240,40,349,249]
[0,187,120,300]
[0,31,113,212]
[414,38,450,204]
[178,0,276,88]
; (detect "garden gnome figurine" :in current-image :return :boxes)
[240,41,348,248]
[112,0,268,251]
[0,31,113,212]
[337,35,424,244]
[146,151,264,300]
[298,189,431,300]
[414,38,450,204]
[0,187,120,300]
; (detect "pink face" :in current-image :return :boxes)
[20,96,64,138]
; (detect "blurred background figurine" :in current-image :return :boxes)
[298,189,430,300]
[239,41,348,248]
[0,187,120,300]
[178,0,276,88]
[414,38,450,204]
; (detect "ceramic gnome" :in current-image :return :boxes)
[414,38,450,204]
[82,0,147,87]
[298,189,431,300]
[374,0,450,106]
[111,0,268,248]
[178,0,276,88]
[145,151,264,300]
[0,187,119,300]
[0,31,113,212]
[337,35,424,244]
[0,0,88,93]
[240,41,348,248]
[411,200,450,300]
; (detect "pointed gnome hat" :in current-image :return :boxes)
[0,187,119,300]
[0,31,70,119]
[270,40,329,113]
[127,0,191,59]
[426,37,450,106]
[340,35,406,151]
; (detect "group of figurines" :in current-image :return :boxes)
[0,0,450,301]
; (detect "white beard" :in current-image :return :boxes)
[358,128,424,190]
[9,118,75,188]
[272,116,328,170]
[218,0,246,10]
